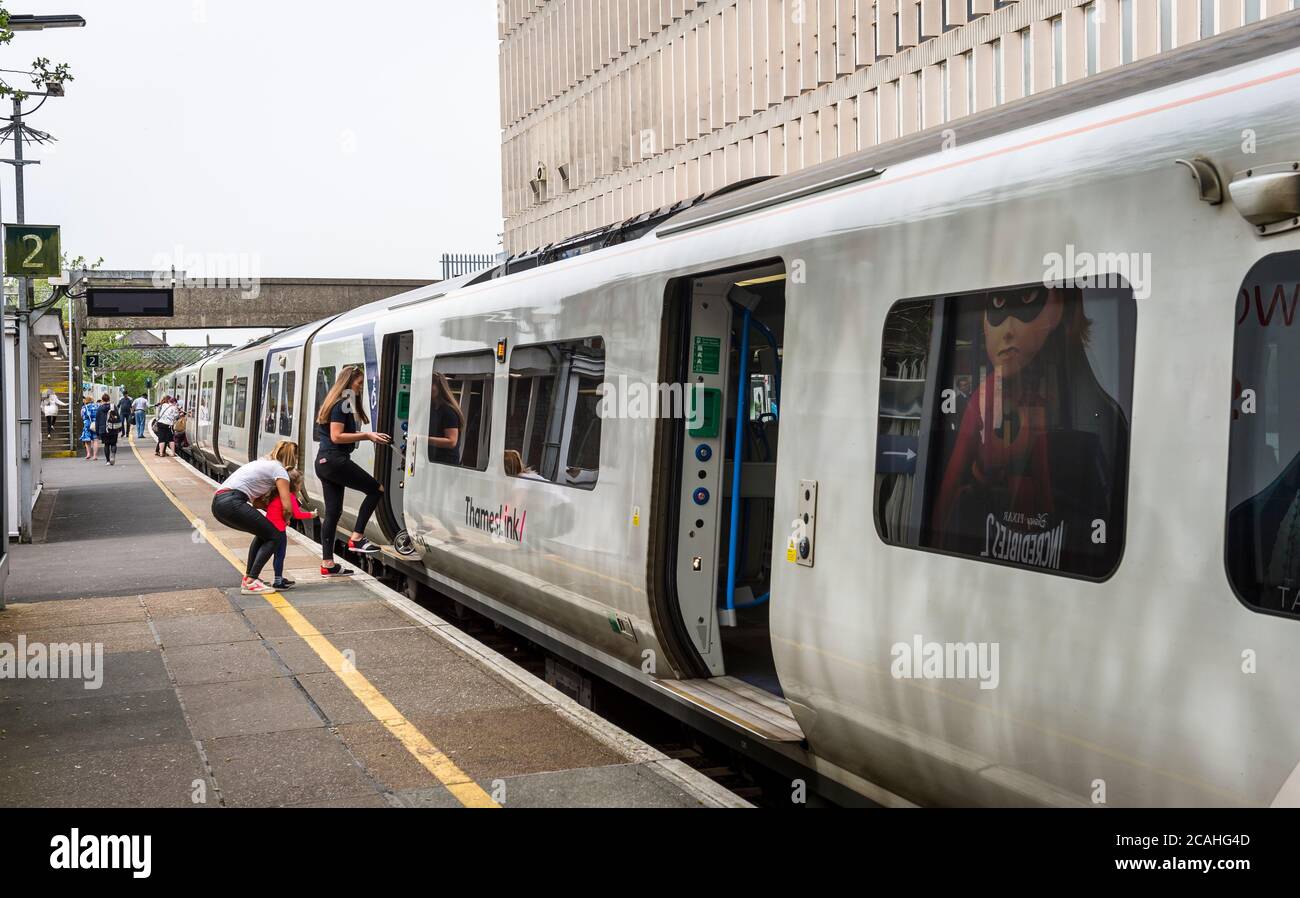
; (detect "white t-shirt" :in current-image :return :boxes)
[221,459,289,499]
[157,404,181,426]
[131,397,148,412]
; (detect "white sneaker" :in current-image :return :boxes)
[240,578,274,595]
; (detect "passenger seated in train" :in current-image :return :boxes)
[428,372,464,464]
[931,286,1128,578]
[503,449,545,481]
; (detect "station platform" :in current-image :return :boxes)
[0,441,746,808]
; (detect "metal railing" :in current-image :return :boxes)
[440,253,497,280]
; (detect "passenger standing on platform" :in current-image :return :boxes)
[210,440,299,595]
[155,396,181,457]
[131,393,149,438]
[117,392,133,437]
[41,390,67,437]
[173,407,189,452]
[265,468,316,590]
[95,393,123,466]
[80,394,98,460]
[314,365,389,577]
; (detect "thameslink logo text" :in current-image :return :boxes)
[0,637,104,689]
[50,829,151,879]
[465,497,526,542]
[890,635,1000,690]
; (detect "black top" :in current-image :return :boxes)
[94,402,120,439]
[431,403,463,465]
[316,398,358,455]
[117,397,132,419]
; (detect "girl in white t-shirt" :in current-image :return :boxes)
[209,441,298,594]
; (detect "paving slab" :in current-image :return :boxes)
[153,612,259,647]
[164,640,289,686]
[0,649,171,703]
[204,727,379,808]
[0,740,213,808]
[178,677,325,740]
[0,687,192,763]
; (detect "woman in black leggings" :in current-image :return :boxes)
[314,365,390,576]
[210,440,299,595]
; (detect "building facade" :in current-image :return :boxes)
[498,0,1299,253]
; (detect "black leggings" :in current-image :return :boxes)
[316,451,382,560]
[211,490,280,580]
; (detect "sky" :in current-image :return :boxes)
[4,0,505,297]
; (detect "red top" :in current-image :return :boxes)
[266,493,314,532]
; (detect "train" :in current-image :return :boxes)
[154,17,1300,807]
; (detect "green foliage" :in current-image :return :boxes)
[0,6,75,102]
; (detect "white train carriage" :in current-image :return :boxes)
[156,18,1300,807]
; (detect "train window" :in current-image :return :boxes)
[429,352,493,470]
[221,378,236,426]
[504,337,604,490]
[1226,251,1300,620]
[314,367,336,418]
[280,371,296,436]
[874,283,1135,580]
[265,373,280,434]
[233,378,248,429]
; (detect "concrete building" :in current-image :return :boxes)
[499,0,1300,252]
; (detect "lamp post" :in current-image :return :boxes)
[0,12,83,574]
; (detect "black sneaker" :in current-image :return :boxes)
[348,537,380,555]
[272,577,295,590]
[320,562,353,578]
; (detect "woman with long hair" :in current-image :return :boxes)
[210,440,299,595]
[314,365,390,575]
[428,371,465,464]
[41,389,67,437]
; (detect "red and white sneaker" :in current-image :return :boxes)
[320,562,354,578]
[240,577,275,595]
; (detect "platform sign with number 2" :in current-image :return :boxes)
[3,224,61,278]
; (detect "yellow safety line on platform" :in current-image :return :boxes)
[127,437,498,808]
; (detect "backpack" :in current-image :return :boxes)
[107,408,121,433]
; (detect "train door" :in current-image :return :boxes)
[654,261,800,739]
[376,331,414,550]
[211,367,224,457]
[247,359,264,459]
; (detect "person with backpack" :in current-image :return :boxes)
[117,391,133,437]
[95,393,123,466]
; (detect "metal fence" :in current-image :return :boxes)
[88,345,231,374]
[440,253,497,280]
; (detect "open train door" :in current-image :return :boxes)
[247,359,264,460]
[376,330,414,553]
[649,260,804,743]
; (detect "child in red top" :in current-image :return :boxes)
[267,469,316,590]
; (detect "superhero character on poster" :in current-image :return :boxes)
[929,286,1129,578]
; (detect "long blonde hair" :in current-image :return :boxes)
[269,439,298,470]
[315,365,368,425]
